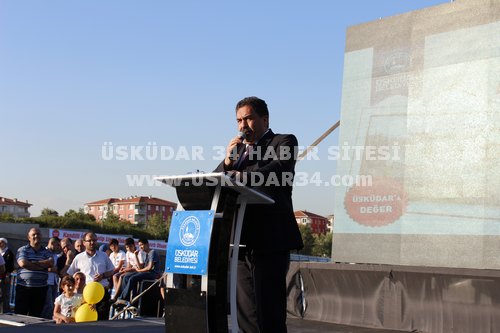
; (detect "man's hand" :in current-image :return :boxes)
[66,249,75,263]
[224,135,244,168]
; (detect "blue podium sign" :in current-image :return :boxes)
[165,210,214,275]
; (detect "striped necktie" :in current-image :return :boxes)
[235,144,254,171]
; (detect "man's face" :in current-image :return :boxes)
[236,105,269,144]
[0,241,6,249]
[61,239,74,254]
[138,242,149,252]
[28,228,42,247]
[74,240,85,252]
[83,234,98,253]
[48,239,61,253]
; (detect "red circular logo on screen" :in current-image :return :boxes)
[344,177,407,227]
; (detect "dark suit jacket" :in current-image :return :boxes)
[1,248,14,277]
[215,129,303,254]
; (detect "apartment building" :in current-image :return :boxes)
[294,210,329,234]
[0,196,32,218]
[84,195,177,225]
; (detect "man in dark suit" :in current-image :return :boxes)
[215,96,303,333]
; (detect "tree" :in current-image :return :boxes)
[41,208,59,217]
[311,232,333,258]
[63,209,96,222]
[102,211,121,225]
[146,213,168,240]
[5,208,164,242]
[298,224,314,255]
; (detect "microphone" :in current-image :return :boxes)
[229,132,246,162]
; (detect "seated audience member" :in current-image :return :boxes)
[108,239,126,282]
[116,238,160,302]
[112,238,144,300]
[99,244,111,256]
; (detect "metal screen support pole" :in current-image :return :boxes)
[229,197,247,333]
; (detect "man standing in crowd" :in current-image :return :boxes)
[15,227,54,317]
[57,237,77,277]
[74,238,85,253]
[67,232,115,320]
[0,238,14,313]
[215,96,303,333]
[41,237,61,319]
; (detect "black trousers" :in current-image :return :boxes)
[15,285,47,317]
[237,250,290,333]
[1,278,11,313]
[96,289,111,320]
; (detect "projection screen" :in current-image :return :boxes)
[333,0,500,269]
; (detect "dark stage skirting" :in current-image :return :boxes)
[2,262,499,333]
[286,262,500,333]
[0,315,412,333]
[0,316,165,333]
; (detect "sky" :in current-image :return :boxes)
[0,0,448,217]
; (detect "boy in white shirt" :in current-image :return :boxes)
[108,239,126,283]
[111,238,144,300]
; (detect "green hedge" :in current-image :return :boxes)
[0,212,162,240]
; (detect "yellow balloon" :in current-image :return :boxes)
[83,281,105,304]
[75,303,98,322]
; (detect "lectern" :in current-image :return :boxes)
[156,172,274,333]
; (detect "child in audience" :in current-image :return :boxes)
[73,271,86,295]
[109,238,126,280]
[111,237,144,300]
[53,275,83,324]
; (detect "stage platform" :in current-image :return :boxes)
[0,314,413,333]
